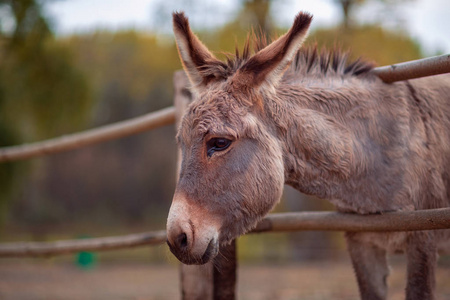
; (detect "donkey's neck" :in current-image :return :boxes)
[265,74,405,213]
[277,74,376,118]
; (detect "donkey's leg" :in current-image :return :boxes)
[405,231,437,300]
[346,232,389,300]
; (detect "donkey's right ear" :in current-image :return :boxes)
[173,12,221,94]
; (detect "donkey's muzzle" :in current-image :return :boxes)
[166,193,220,264]
[167,234,218,265]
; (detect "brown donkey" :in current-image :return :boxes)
[166,11,450,300]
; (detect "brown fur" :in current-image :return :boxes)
[167,11,450,300]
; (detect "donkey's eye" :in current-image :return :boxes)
[206,138,232,157]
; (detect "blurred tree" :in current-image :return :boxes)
[22,30,182,228]
[335,0,364,29]
[197,0,274,62]
[0,0,92,229]
[0,0,92,140]
[310,24,422,66]
[313,0,422,65]
[0,86,21,224]
[334,0,414,30]
[238,0,273,34]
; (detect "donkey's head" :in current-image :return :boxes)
[167,12,312,264]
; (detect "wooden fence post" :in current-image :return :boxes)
[213,240,237,300]
[173,70,237,300]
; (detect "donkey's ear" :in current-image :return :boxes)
[234,12,312,89]
[173,12,221,93]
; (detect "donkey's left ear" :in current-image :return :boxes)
[234,12,312,89]
[173,12,223,94]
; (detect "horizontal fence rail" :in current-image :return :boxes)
[252,207,450,233]
[0,231,167,258]
[0,106,175,163]
[372,54,450,83]
[0,54,449,163]
[1,208,449,258]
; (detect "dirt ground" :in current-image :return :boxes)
[1,258,450,300]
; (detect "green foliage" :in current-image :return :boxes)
[194,2,422,67]
[0,114,20,224]
[0,0,93,139]
[1,39,93,139]
[8,30,183,230]
[0,0,93,226]
[310,25,423,66]
[63,31,180,119]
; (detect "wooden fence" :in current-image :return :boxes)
[0,54,450,300]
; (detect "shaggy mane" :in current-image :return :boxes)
[199,34,375,81]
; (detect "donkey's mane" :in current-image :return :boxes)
[291,46,375,77]
[200,34,374,81]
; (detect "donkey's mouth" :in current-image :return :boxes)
[200,238,219,263]
[167,237,219,265]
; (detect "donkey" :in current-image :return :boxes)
[166,11,450,300]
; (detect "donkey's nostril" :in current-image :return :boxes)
[176,232,188,249]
